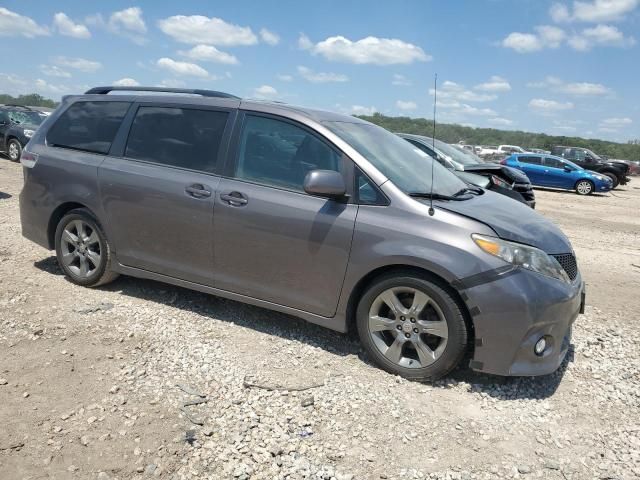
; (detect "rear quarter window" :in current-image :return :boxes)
[518,156,542,165]
[46,101,130,154]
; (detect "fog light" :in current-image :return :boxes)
[534,337,547,356]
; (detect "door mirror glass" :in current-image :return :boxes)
[304,170,346,199]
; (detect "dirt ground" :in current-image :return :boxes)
[1,158,639,480]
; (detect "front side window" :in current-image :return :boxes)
[125,106,228,172]
[47,101,129,154]
[356,168,387,205]
[235,115,341,191]
[544,157,564,169]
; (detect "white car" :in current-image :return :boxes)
[497,145,527,154]
[477,145,500,156]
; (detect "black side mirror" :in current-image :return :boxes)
[304,170,347,199]
[563,165,572,172]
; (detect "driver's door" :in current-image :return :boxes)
[0,111,10,148]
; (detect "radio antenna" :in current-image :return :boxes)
[428,73,437,217]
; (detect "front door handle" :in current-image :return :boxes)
[220,192,248,206]
[185,184,211,198]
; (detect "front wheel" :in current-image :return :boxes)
[602,172,619,189]
[575,180,594,195]
[54,209,119,287]
[356,273,469,381]
[7,139,21,162]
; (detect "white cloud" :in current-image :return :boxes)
[571,24,636,50]
[438,100,498,117]
[86,7,147,44]
[474,76,511,92]
[488,117,514,126]
[601,117,633,125]
[396,100,417,111]
[156,78,187,88]
[553,125,578,132]
[253,85,278,98]
[0,7,49,38]
[430,80,497,102]
[53,56,102,73]
[53,13,90,39]
[156,58,209,77]
[350,105,377,116]
[526,76,611,96]
[178,45,239,65]
[551,0,639,23]
[259,28,279,45]
[300,34,430,65]
[392,74,412,86]
[529,98,575,112]
[277,74,293,82]
[40,65,71,78]
[113,78,140,87]
[158,15,257,46]
[297,66,348,83]
[502,25,566,52]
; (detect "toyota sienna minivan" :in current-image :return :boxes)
[19,86,585,381]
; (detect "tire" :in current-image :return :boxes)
[575,179,594,196]
[356,272,468,381]
[54,208,119,287]
[602,172,619,189]
[7,139,21,162]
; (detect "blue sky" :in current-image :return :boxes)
[1,0,638,142]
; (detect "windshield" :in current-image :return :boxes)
[8,110,44,126]
[433,139,483,166]
[584,148,602,161]
[325,121,466,196]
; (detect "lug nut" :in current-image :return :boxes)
[404,333,410,338]
[413,328,418,333]
[410,318,416,323]
[400,316,406,321]
[396,325,402,330]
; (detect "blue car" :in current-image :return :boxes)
[502,153,613,195]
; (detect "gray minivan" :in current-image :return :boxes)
[19,86,584,381]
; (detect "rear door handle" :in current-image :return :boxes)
[220,192,248,206]
[185,184,211,198]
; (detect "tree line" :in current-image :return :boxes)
[0,93,57,108]
[358,113,640,161]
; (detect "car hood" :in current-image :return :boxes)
[434,190,572,254]
[18,123,39,131]
[461,164,530,183]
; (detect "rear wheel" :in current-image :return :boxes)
[54,209,119,287]
[356,273,468,381]
[602,172,619,189]
[7,139,21,162]
[575,180,594,196]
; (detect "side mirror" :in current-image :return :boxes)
[563,165,572,172]
[304,170,347,199]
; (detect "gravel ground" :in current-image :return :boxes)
[1,159,639,480]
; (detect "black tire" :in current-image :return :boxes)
[54,208,119,287]
[575,179,594,196]
[7,139,21,162]
[356,272,469,382]
[602,172,619,189]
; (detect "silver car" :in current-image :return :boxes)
[19,86,584,381]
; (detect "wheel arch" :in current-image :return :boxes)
[344,264,475,344]
[47,202,94,249]
[574,177,594,191]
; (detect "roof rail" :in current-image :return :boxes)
[84,86,239,99]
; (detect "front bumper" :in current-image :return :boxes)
[462,268,583,376]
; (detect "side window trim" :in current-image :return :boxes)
[224,111,354,199]
[110,103,236,176]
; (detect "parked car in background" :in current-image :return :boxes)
[551,146,630,188]
[477,145,499,156]
[528,148,551,155]
[608,158,639,176]
[498,145,528,154]
[0,105,45,161]
[28,106,54,117]
[503,154,613,195]
[399,134,536,208]
[19,85,584,381]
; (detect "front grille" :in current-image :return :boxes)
[552,253,578,281]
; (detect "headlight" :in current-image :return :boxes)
[472,234,570,283]
[490,174,512,190]
[23,129,35,138]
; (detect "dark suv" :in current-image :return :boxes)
[18,86,584,381]
[0,105,45,161]
[551,146,630,188]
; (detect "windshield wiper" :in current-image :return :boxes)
[408,192,469,201]
[454,186,484,197]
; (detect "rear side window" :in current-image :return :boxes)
[125,106,228,173]
[518,156,542,165]
[47,101,129,154]
[235,115,341,192]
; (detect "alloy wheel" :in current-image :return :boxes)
[368,287,449,369]
[576,181,592,195]
[8,142,19,161]
[60,220,102,278]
